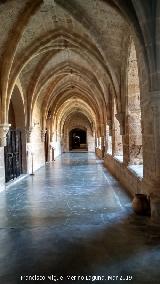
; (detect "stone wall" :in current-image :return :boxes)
[104,154,143,197]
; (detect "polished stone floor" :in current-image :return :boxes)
[0,153,160,284]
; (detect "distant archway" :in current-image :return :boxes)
[69,128,87,151]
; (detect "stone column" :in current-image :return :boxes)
[99,123,106,157]
[142,94,160,188]
[25,127,33,143]
[49,132,54,161]
[115,112,125,136]
[25,127,33,174]
[0,124,10,147]
[142,92,160,219]
[41,129,46,143]
[107,120,112,136]
[114,112,124,157]
[106,120,113,155]
[100,136,105,158]
[50,132,54,143]
[0,124,10,191]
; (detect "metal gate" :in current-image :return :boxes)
[4,129,22,183]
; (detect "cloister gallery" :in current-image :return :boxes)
[0,1,160,283]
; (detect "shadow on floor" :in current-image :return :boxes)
[1,212,160,284]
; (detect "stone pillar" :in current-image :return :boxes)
[41,129,46,142]
[115,112,125,136]
[50,132,54,143]
[150,192,160,221]
[101,136,105,158]
[142,92,160,219]
[25,127,33,174]
[114,112,124,157]
[142,94,160,187]
[99,123,106,157]
[49,132,54,160]
[107,120,112,136]
[0,124,10,191]
[122,116,130,166]
[97,123,105,138]
[48,145,55,161]
[116,112,130,164]
[106,120,113,155]
[0,124,10,147]
[0,147,5,191]
[25,127,33,143]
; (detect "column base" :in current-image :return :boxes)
[132,193,150,216]
[150,192,160,221]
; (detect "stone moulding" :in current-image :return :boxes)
[41,129,47,142]
[115,112,125,135]
[25,127,33,143]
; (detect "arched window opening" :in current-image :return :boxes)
[127,40,143,167]
[96,137,99,148]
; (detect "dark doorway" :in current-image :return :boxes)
[69,128,87,151]
[4,129,22,183]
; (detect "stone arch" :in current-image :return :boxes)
[7,84,27,175]
[36,68,106,130]
[1,0,42,123]
[5,28,119,126]
[62,112,95,153]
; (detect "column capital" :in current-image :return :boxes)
[0,124,11,147]
[115,112,125,135]
[25,127,33,143]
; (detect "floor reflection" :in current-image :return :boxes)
[0,153,159,284]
